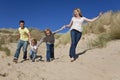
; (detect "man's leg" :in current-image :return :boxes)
[23,41,28,60]
[14,40,23,59]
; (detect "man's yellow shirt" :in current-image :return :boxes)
[18,27,29,41]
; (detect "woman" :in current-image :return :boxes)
[64,8,102,62]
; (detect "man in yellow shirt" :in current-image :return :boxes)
[13,20,31,63]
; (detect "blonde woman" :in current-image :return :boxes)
[64,8,102,62]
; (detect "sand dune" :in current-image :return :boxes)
[0,39,120,80]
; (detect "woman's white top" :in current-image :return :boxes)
[70,17,86,32]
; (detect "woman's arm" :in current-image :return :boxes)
[53,17,74,34]
[84,12,102,22]
[53,25,66,34]
[65,20,73,28]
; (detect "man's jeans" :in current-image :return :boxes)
[14,40,28,59]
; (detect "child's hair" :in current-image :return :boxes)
[31,38,37,45]
[73,8,82,17]
[44,29,52,36]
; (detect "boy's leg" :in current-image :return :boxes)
[29,50,33,60]
[14,40,23,60]
[46,44,51,62]
[32,52,36,62]
[23,41,28,60]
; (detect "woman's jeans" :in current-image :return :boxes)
[30,50,36,61]
[46,43,54,61]
[70,29,82,58]
[14,40,28,59]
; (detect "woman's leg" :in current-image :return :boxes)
[70,30,82,59]
[69,30,77,58]
[75,31,82,48]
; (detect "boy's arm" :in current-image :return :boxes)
[53,26,66,34]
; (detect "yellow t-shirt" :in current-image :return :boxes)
[18,27,29,41]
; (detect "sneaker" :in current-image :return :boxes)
[51,58,55,61]
[46,60,50,62]
[13,58,18,63]
[32,59,35,62]
[70,58,77,62]
[71,55,78,62]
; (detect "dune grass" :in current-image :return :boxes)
[84,11,120,48]
[55,32,70,47]
[0,38,11,56]
[29,28,44,40]
[0,45,11,56]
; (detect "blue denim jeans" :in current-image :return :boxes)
[30,50,36,61]
[70,29,82,58]
[14,40,28,59]
[46,43,54,61]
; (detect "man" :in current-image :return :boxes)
[13,20,31,63]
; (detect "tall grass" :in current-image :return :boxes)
[55,32,70,46]
[84,11,120,48]
[0,38,11,56]
[87,33,110,48]
[0,45,11,56]
[29,28,44,40]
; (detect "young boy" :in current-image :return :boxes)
[29,39,38,62]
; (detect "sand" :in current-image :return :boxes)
[0,39,120,80]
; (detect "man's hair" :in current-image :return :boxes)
[19,20,25,24]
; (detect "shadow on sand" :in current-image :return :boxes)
[72,48,96,62]
[20,55,44,63]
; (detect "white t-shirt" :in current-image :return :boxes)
[30,42,37,52]
[70,17,86,32]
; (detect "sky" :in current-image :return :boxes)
[0,0,120,32]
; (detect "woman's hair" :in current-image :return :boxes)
[44,29,52,36]
[73,8,82,17]
[31,38,37,45]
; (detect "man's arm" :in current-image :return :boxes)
[27,32,31,41]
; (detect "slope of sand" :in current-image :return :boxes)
[0,40,120,80]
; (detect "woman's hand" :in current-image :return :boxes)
[61,25,67,29]
[99,12,103,17]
